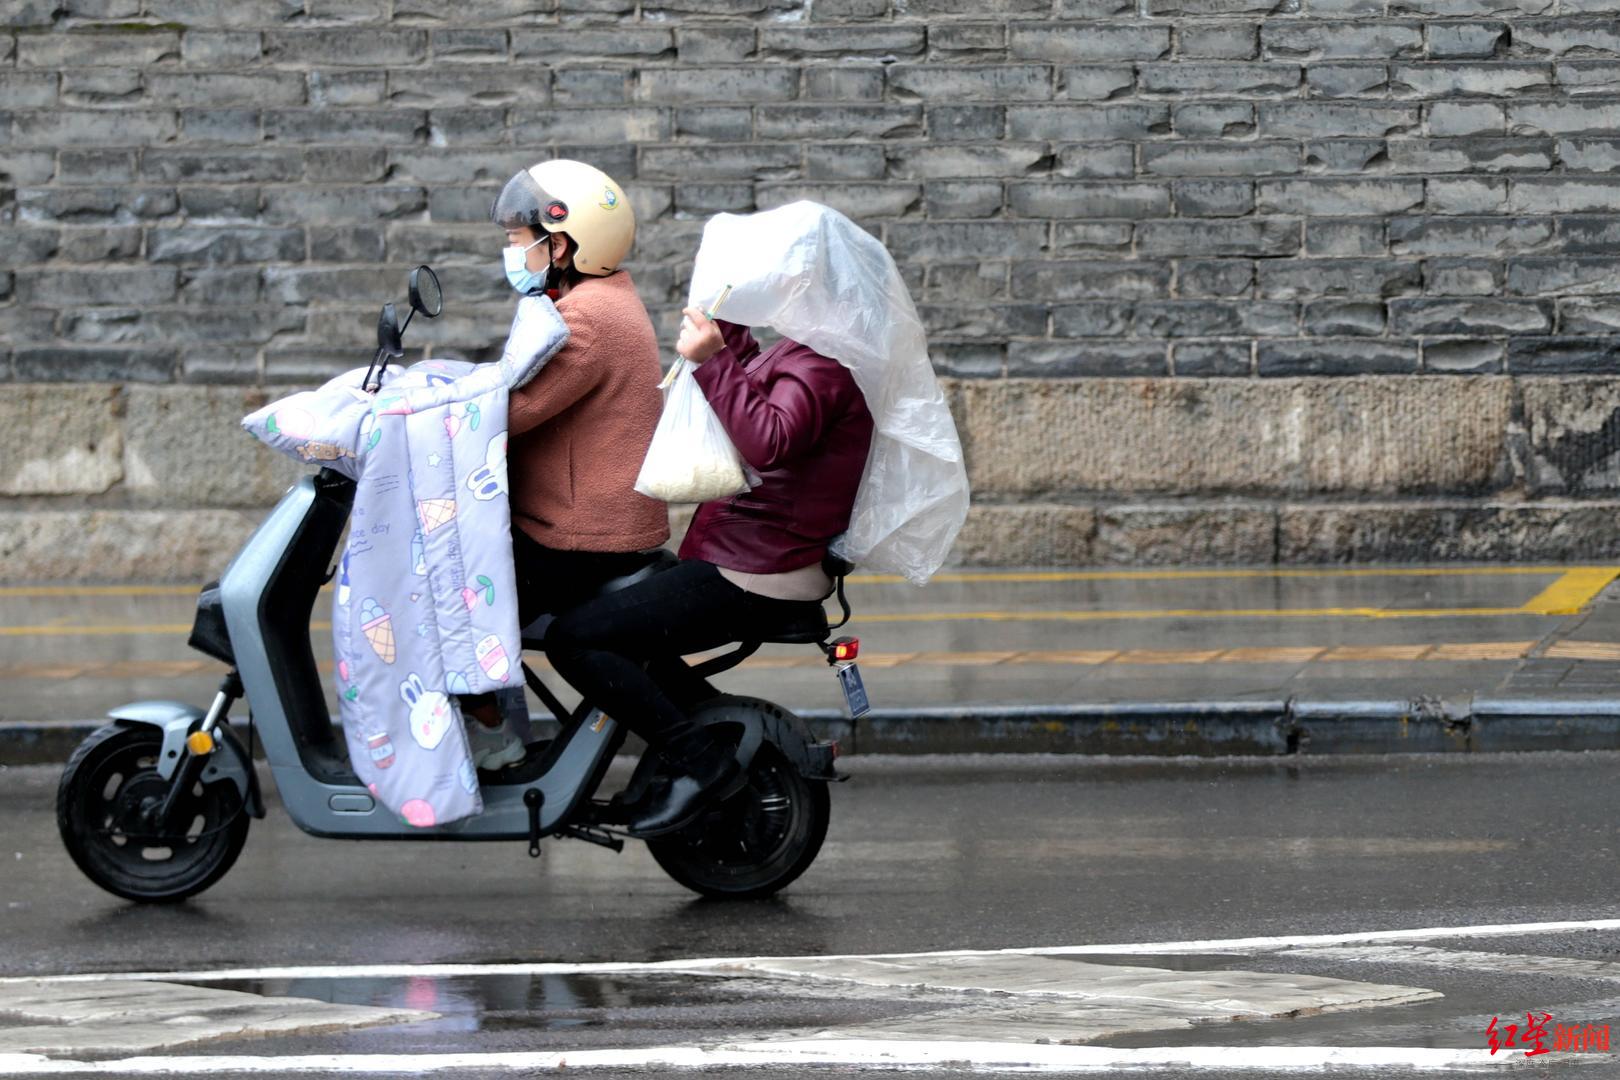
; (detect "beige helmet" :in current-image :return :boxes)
[490,159,634,277]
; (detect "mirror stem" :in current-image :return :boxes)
[362,347,387,393]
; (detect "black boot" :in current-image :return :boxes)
[627,732,740,839]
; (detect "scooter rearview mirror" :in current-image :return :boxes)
[377,302,404,358]
[409,265,443,319]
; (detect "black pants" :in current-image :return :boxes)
[511,529,660,629]
[544,560,828,778]
[462,532,658,716]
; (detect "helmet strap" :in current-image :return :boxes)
[543,240,560,300]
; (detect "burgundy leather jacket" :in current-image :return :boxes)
[679,321,875,574]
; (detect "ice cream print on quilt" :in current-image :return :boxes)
[243,297,570,826]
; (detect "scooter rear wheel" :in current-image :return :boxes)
[56,723,250,903]
[646,741,829,900]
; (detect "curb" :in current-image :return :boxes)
[6,698,1620,766]
[798,698,1620,756]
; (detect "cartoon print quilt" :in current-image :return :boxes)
[242,295,570,827]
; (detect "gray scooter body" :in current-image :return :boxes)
[66,268,841,903]
[112,469,835,842]
[230,472,614,839]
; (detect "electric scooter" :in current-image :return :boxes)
[56,266,861,904]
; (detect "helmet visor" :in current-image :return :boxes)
[492,170,545,229]
[492,169,570,231]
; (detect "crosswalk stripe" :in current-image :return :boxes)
[1293,944,1620,981]
[10,922,1615,1074]
[12,917,1620,986]
[0,1042,1520,1074]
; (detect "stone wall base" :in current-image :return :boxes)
[5,500,1618,584]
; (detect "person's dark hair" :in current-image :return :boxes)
[534,228,586,289]
[553,233,586,289]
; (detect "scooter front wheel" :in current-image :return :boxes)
[646,741,830,900]
[56,723,250,903]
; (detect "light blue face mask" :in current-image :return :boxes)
[503,235,548,295]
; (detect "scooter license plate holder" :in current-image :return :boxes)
[835,662,871,719]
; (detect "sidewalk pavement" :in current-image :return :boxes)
[5,564,1620,765]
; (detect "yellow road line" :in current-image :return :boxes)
[1429,641,1537,661]
[5,565,1617,597]
[1115,648,1225,664]
[857,606,1533,624]
[4,566,1615,637]
[909,650,1021,666]
[1007,649,1120,665]
[1321,644,1434,662]
[1545,641,1620,661]
[855,566,1620,586]
[1520,568,1620,615]
[1220,646,1327,664]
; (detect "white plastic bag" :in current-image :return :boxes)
[634,357,751,503]
[686,201,970,585]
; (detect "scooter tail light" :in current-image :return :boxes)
[832,637,859,662]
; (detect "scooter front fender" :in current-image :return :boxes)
[107,702,265,818]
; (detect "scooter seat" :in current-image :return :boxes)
[753,606,831,645]
[518,549,679,645]
[591,547,679,600]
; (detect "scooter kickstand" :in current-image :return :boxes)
[523,788,543,858]
[555,824,625,853]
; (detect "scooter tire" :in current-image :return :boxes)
[56,723,250,904]
[646,741,830,900]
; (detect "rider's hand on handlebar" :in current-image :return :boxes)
[676,307,725,365]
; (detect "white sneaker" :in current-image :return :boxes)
[465,717,526,771]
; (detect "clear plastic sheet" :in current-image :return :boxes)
[686,201,970,585]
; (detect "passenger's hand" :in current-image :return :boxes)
[676,306,725,364]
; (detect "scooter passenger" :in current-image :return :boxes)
[459,159,670,770]
[544,308,876,838]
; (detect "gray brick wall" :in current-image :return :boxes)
[7,0,1620,575]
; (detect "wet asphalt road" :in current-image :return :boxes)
[5,752,1619,972]
[3,752,1619,1077]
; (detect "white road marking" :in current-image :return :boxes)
[731,952,1439,1044]
[0,1042,1531,1074]
[1293,944,1620,981]
[740,952,1436,1003]
[0,980,434,1056]
[1038,918,1620,958]
[7,920,1616,1074]
[8,916,1617,986]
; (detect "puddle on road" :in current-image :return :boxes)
[162,952,1499,1053]
[188,972,744,1034]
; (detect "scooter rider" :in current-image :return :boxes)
[458,159,670,767]
[545,310,876,838]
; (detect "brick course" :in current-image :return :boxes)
[5,1,1620,570]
